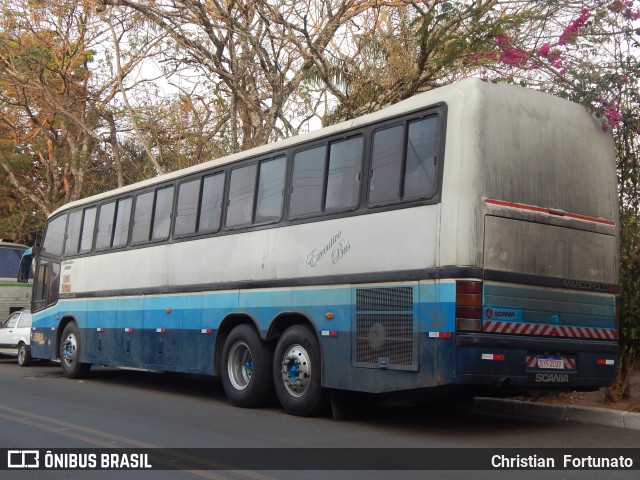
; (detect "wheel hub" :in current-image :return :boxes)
[227,341,253,391]
[281,345,311,398]
[62,334,77,366]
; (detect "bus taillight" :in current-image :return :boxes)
[455,280,483,332]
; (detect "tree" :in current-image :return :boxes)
[101,0,404,150]
[0,0,177,234]
[0,0,105,222]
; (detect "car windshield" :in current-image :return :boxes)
[3,313,19,328]
[0,247,25,278]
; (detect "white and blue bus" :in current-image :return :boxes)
[0,242,31,319]
[25,79,619,415]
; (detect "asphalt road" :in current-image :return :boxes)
[0,358,638,480]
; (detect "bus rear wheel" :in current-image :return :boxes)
[60,322,91,379]
[221,324,273,408]
[273,325,328,416]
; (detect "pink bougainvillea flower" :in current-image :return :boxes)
[537,43,551,57]
[494,33,510,47]
[603,108,623,129]
[559,8,591,45]
[502,49,528,67]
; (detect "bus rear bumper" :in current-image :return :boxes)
[454,333,618,389]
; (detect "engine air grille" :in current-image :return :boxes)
[355,286,416,368]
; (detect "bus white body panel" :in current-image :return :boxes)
[62,206,439,293]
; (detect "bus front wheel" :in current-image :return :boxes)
[60,322,91,379]
[221,324,273,408]
[273,325,328,416]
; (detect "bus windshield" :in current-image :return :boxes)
[0,247,26,278]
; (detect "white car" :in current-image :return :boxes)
[0,309,32,366]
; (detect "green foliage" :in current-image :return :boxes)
[619,209,640,354]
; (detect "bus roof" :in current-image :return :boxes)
[0,242,27,250]
[49,78,599,218]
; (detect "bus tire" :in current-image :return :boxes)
[60,322,91,379]
[17,343,32,367]
[273,325,328,416]
[221,324,273,408]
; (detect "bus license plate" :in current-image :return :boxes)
[537,356,564,370]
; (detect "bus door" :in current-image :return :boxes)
[31,258,61,359]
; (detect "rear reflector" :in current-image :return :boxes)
[456,280,483,332]
[482,353,505,361]
[429,332,453,338]
[597,359,615,366]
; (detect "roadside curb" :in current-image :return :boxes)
[473,397,640,430]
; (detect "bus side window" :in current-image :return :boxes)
[151,186,174,241]
[112,197,133,248]
[79,207,97,254]
[175,179,201,236]
[47,262,61,306]
[369,125,404,204]
[131,191,154,244]
[41,215,67,257]
[33,261,61,311]
[289,146,326,218]
[325,136,363,211]
[64,210,83,256]
[95,201,116,250]
[404,117,439,199]
[255,156,286,224]
[32,262,49,311]
[368,116,439,205]
[226,164,258,228]
[199,173,225,234]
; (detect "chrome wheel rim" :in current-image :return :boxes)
[62,333,78,368]
[18,346,26,364]
[280,344,311,398]
[227,341,253,391]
